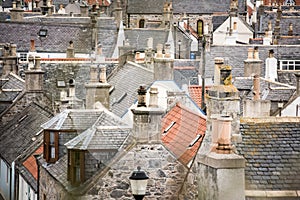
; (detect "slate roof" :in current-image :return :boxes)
[127,0,246,14]
[161,103,206,167]
[206,45,300,79]
[0,73,25,111]
[65,126,131,150]
[237,117,300,190]
[108,62,154,117]
[172,0,246,14]
[127,0,166,14]
[0,102,53,164]
[0,20,92,53]
[124,29,169,51]
[41,109,104,131]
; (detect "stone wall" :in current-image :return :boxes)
[84,144,199,199]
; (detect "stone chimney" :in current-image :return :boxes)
[118,42,135,67]
[25,56,44,92]
[131,85,164,143]
[10,0,24,21]
[206,61,240,142]
[243,74,271,117]
[85,65,111,109]
[2,43,18,77]
[80,4,89,17]
[112,0,122,28]
[66,41,75,58]
[161,1,173,28]
[154,44,174,81]
[244,47,262,77]
[144,38,155,70]
[265,49,278,81]
[214,57,224,85]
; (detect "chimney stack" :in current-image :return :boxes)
[85,65,111,109]
[2,44,18,76]
[244,47,262,77]
[25,56,44,92]
[10,0,24,21]
[154,44,174,81]
[131,85,164,143]
[214,57,224,85]
[265,49,278,81]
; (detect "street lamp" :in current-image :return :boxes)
[178,40,182,59]
[129,166,149,200]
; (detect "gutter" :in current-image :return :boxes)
[245,190,300,198]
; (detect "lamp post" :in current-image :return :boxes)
[129,166,149,200]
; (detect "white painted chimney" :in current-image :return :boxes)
[149,87,158,108]
[265,49,278,81]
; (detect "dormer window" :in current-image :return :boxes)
[43,131,59,163]
[68,150,85,186]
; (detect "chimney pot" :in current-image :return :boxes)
[156,44,163,58]
[34,56,41,69]
[253,74,260,100]
[253,47,259,60]
[164,43,171,58]
[89,65,98,82]
[216,116,233,154]
[149,87,158,107]
[137,85,147,107]
[247,48,254,60]
[214,57,224,85]
[99,65,107,83]
[30,40,35,52]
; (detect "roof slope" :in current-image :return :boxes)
[0,20,92,53]
[237,117,300,190]
[161,103,206,167]
[127,0,165,14]
[0,102,53,164]
[41,109,104,131]
[108,62,154,117]
[124,29,169,51]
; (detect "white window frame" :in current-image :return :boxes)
[279,60,300,70]
[285,0,295,6]
[18,53,28,63]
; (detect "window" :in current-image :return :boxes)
[279,60,300,70]
[68,150,85,186]
[43,131,59,163]
[139,19,145,28]
[19,53,27,62]
[197,20,204,37]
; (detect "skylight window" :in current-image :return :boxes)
[188,134,202,148]
[163,121,176,134]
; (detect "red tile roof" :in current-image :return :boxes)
[23,145,43,180]
[161,103,206,167]
[188,85,210,109]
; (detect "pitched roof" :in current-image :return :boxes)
[124,29,169,51]
[41,109,104,131]
[19,144,43,192]
[161,103,206,167]
[172,0,246,14]
[188,85,211,109]
[127,0,166,14]
[237,117,300,190]
[0,102,53,164]
[108,62,154,117]
[0,20,92,53]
